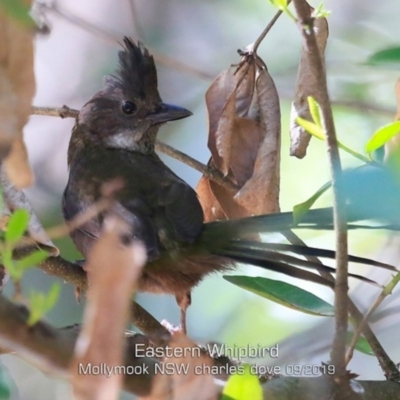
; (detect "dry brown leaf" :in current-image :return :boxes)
[4,137,33,188]
[230,117,263,186]
[199,54,281,219]
[0,166,59,255]
[209,179,250,219]
[214,90,237,175]
[196,175,227,222]
[0,5,35,188]
[205,63,257,174]
[235,64,281,214]
[71,216,147,400]
[289,7,329,158]
[140,334,217,400]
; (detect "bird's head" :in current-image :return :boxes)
[74,38,192,152]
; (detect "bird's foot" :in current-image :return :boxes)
[161,319,186,335]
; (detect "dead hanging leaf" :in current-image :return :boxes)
[140,334,217,400]
[235,63,281,214]
[196,175,227,222]
[289,5,329,159]
[71,215,147,400]
[0,4,35,188]
[0,166,59,255]
[198,53,281,219]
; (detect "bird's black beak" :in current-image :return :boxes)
[146,103,192,124]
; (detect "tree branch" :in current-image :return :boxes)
[292,0,348,383]
[0,294,397,399]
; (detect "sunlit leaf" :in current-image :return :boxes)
[312,2,331,19]
[268,0,288,10]
[221,364,262,400]
[366,47,400,67]
[5,209,29,246]
[307,96,322,127]
[293,181,331,225]
[295,117,325,139]
[365,121,400,154]
[224,275,334,316]
[28,283,61,325]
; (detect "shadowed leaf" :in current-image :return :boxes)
[366,47,400,67]
[224,275,335,316]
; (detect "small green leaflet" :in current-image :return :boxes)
[5,209,29,246]
[365,121,400,154]
[295,117,325,139]
[224,276,334,316]
[293,181,331,225]
[268,0,289,11]
[28,283,61,326]
[366,47,400,67]
[221,364,262,400]
[307,96,322,128]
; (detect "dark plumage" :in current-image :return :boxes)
[63,38,396,332]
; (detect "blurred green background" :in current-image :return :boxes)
[2,0,400,398]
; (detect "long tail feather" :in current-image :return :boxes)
[215,246,379,286]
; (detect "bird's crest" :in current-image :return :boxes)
[110,37,161,103]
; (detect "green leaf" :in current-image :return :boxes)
[312,2,331,19]
[346,333,374,356]
[307,96,322,127]
[0,0,36,28]
[28,283,61,325]
[366,47,400,67]
[293,181,331,225]
[15,250,49,271]
[224,276,334,316]
[295,117,325,139]
[365,121,400,154]
[269,0,288,10]
[5,209,29,246]
[221,364,262,400]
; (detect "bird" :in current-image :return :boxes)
[63,38,396,333]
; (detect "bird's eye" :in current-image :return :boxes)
[122,101,137,115]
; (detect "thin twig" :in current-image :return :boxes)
[155,141,239,193]
[251,1,292,53]
[345,271,400,372]
[284,230,400,380]
[34,2,214,80]
[31,106,239,193]
[293,0,348,382]
[32,105,78,119]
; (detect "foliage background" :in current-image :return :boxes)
[2,0,400,398]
